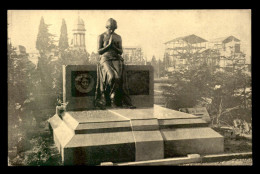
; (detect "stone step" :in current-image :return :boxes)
[61,110,132,134]
[74,121,132,134]
[161,127,224,157]
[49,106,224,165]
[158,118,209,128]
[63,132,136,165]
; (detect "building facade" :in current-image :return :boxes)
[164,34,208,71]
[164,35,247,73]
[122,46,145,65]
[208,36,246,70]
[72,16,86,51]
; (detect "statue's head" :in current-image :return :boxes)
[106,18,117,33]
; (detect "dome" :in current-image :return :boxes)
[73,16,86,31]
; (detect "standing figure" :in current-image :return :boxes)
[95,18,135,109]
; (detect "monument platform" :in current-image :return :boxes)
[48,64,223,165]
[49,105,224,165]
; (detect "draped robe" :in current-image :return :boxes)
[95,32,132,107]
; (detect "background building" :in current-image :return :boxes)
[208,36,246,71]
[164,34,247,73]
[122,46,145,65]
[164,34,208,71]
[71,16,86,51]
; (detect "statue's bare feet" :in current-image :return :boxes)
[95,102,106,110]
[122,104,136,109]
[111,101,117,108]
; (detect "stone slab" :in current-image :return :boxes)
[108,109,164,161]
[48,112,136,165]
[63,143,135,165]
[66,110,129,123]
[133,130,164,161]
[48,114,75,159]
[161,127,223,140]
[135,140,164,161]
[109,105,201,120]
[62,110,131,134]
[65,132,135,148]
[126,65,154,108]
[133,130,163,143]
[63,132,136,165]
[154,105,201,119]
[49,106,224,165]
[109,108,156,120]
[63,65,97,111]
[48,114,63,130]
[131,119,159,131]
[63,65,154,111]
[75,122,132,134]
[158,118,208,129]
[186,107,211,123]
[161,127,224,157]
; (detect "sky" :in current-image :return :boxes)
[8,10,251,62]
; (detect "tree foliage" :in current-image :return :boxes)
[58,19,69,51]
[9,17,92,165]
[89,52,100,64]
[8,42,38,153]
[36,17,55,53]
[162,46,251,127]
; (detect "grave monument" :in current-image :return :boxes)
[48,18,224,165]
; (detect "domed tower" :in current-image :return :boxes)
[72,16,86,51]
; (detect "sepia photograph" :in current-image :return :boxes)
[7,9,252,166]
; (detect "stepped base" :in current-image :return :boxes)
[48,105,224,165]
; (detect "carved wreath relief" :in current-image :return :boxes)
[74,73,95,93]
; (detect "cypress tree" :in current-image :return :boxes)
[58,19,69,51]
[36,17,54,53]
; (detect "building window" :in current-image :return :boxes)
[235,44,240,53]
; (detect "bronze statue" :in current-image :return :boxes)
[95,18,135,109]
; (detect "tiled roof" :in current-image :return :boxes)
[164,34,208,44]
[73,16,85,31]
[209,36,240,43]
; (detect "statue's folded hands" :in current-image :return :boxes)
[95,18,135,109]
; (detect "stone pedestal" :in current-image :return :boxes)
[49,64,224,165]
[49,110,135,165]
[63,65,154,111]
[49,105,224,165]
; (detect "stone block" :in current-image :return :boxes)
[62,110,131,134]
[109,108,164,161]
[154,105,201,119]
[133,131,164,161]
[158,118,208,129]
[186,107,211,123]
[131,119,159,131]
[125,65,154,108]
[161,127,224,157]
[48,110,136,165]
[63,132,136,165]
[63,65,97,111]
[48,114,75,156]
[109,108,156,120]
[63,65,154,111]
[49,105,224,165]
